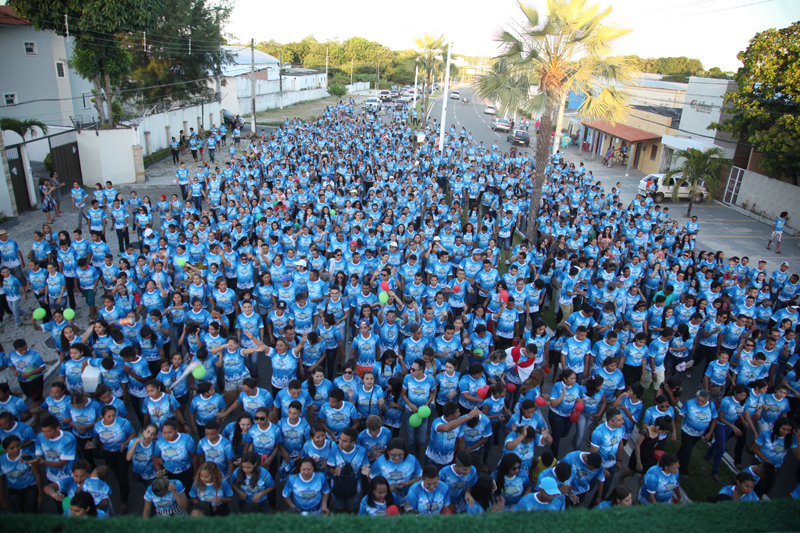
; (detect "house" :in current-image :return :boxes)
[0,6,95,217]
[215,45,281,116]
[281,68,327,91]
[0,6,97,128]
[567,72,687,111]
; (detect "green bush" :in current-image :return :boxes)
[44,152,53,171]
[11,499,800,533]
[143,146,172,168]
[327,83,348,97]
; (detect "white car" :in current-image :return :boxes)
[364,97,382,113]
[450,90,460,100]
[637,173,710,203]
[485,104,496,115]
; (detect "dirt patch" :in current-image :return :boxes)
[253,93,372,125]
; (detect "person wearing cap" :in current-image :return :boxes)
[513,476,565,511]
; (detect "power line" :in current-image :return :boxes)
[657,0,775,20]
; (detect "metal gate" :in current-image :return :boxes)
[723,166,745,205]
[5,145,30,212]
[49,131,82,188]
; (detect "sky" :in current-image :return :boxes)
[227,0,800,71]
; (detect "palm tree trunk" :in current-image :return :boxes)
[527,96,555,244]
[551,91,568,155]
[686,179,695,217]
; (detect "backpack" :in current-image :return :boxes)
[332,450,358,499]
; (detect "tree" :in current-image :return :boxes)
[665,147,730,217]
[120,0,233,109]
[8,0,163,127]
[407,34,446,125]
[476,0,634,243]
[475,59,530,120]
[711,21,800,186]
[327,83,348,97]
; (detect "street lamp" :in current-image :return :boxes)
[438,41,452,152]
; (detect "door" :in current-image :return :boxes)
[5,145,30,212]
[633,142,642,168]
[50,141,83,188]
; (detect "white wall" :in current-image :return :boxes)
[681,77,737,157]
[235,81,369,115]
[734,168,800,234]
[137,101,222,155]
[77,128,138,185]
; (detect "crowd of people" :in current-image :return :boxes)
[0,98,798,519]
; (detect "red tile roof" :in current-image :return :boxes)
[580,120,661,143]
[0,6,32,26]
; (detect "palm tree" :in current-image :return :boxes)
[0,118,48,208]
[475,0,635,243]
[475,59,530,121]
[408,34,446,125]
[665,147,730,218]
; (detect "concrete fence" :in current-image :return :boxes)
[237,80,369,115]
[729,167,800,234]
[138,101,222,156]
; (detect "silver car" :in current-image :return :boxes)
[491,118,512,132]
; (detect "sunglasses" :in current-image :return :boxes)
[255,416,267,421]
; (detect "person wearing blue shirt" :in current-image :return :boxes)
[188,462,234,513]
[318,388,358,441]
[127,424,158,484]
[548,369,582,457]
[282,456,330,513]
[718,472,759,502]
[514,476,565,511]
[0,434,41,513]
[426,403,480,468]
[766,211,788,253]
[590,408,625,499]
[91,405,135,509]
[561,451,605,506]
[438,452,478,512]
[189,383,226,435]
[753,418,798,474]
[638,452,680,504]
[401,361,437,457]
[561,327,592,381]
[677,391,717,477]
[243,407,284,466]
[153,419,197,490]
[327,427,371,512]
[406,465,452,515]
[35,415,77,483]
[231,452,275,513]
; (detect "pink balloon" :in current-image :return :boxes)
[380,281,390,291]
[500,290,509,302]
[453,284,461,292]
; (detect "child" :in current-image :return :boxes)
[766,211,788,254]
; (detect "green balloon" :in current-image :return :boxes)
[409,413,423,427]
[294,223,300,229]
[32,308,46,320]
[330,209,336,215]
[417,405,432,419]
[378,291,389,304]
[192,365,207,380]
[176,258,186,267]
[62,496,72,512]
[273,200,278,206]
[475,348,484,358]
[63,308,75,320]
[256,214,263,220]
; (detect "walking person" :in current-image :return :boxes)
[766,211,788,254]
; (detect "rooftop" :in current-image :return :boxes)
[221,45,279,77]
[0,6,32,26]
[580,120,662,143]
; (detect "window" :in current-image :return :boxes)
[24,42,37,55]
[55,62,66,78]
[4,94,17,106]
[650,145,658,161]
[82,92,94,110]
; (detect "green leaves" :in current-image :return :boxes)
[665,147,731,215]
[0,118,49,138]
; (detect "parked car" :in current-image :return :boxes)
[450,90,461,100]
[364,97,382,113]
[637,173,709,203]
[390,90,399,99]
[484,104,496,115]
[507,129,530,147]
[398,94,413,103]
[379,90,392,102]
[491,117,512,132]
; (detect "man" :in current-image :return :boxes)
[590,407,625,499]
[0,229,25,285]
[406,465,452,515]
[425,402,480,469]
[327,427,370,514]
[438,451,478,513]
[766,211,788,254]
[514,477,565,511]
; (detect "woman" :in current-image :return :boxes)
[189,461,234,516]
[143,469,189,518]
[89,405,135,513]
[638,452,680,505]
[704,384,749,482]
[358,475,394,516]
[143,380,186,430]
[718,471,759,502]
[39,178,57,224]
[231,451,275,513]
[548,369,581,457]
[0,435,43,513]
[572,376,606,450]
[676,390,717,478]
[752,417,799,495]
[65,490,105,517]
[153,418,197,490]
[282,456,330,513]
[223,412,254,460]
[465,474,505,514]
[620,415,673,484]
[492,453,531,510]
[595,486,633,509]
[369,438,422,507]
[127,422,158,486]
[353,371,385,422]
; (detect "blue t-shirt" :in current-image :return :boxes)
[281,472,330,511]
[154,432,196,474]
[639,465,679,504]
[406,479,451,515]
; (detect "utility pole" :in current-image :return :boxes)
[412,62,419,116]
[376,61,379,96]
[214,10,221,103]
[64,14,69,40]
[350,56,354,86]
[438,42,452,151]
[279,49,283,110]
[250,38,256,134]
[325,46,329,86]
